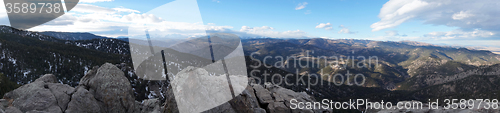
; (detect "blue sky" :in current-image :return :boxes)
[1,0,499,52]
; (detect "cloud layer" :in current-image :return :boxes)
[28,3,309,39]
[238,26,306,38]
[338,25,355,34]
[315,23,332,30]
[295,2,308,10]
[372,0,500,40]
[424,29,495,40]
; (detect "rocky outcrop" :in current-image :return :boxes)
[2,74,73,113]
[157,66,333,113]
[224,84,262,113]
[141,99,161,113]
[65,86,103,113]
[259,83,331,113]
[1,63,333,113]
[196,82,332,113]
[4,106,22,113]
[79,63,139,113]
[170,66,244,113]
[1,63,143,113]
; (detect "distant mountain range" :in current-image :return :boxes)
[242,38,500,103]
[40,31,108,41]
[242,38,500,90]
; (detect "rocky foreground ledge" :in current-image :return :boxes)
[0,63,332,113]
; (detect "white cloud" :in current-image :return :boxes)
[28,4,217,38]
[239,26,307,38]
[32,10,305,38]
[424,29,495,40]
[27,2,309,39]
[338,25,355,34]
[206,24,233,31]
[338,28,351,34]
[240,26,273,32]
[295,2,308,10]
[372,0,500,32]
[122,13,163,23]
[44,13,78,25]
[80,0,114,3]
[315,23,332,30]
[113,7,141,13]
[29,4,131,34]
[452,11,474,20]
[385,30,399,36]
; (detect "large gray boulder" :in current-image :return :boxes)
[4,106,22,113]
[2,74,73,113]
[202,102,236,113]
[267,102,290,113]
[227,85,261,113]
[65,86,103,113]
[249,82,333,113]
[200,81,333,113]
[141,99,161,113]
[169,66,247,113]
[0,99,7,111]
[252,84,274,104]
[78,63,139,113]
[266,83,331,113]
[47,83,74,111]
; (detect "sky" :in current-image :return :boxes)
[0,0,499,52]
